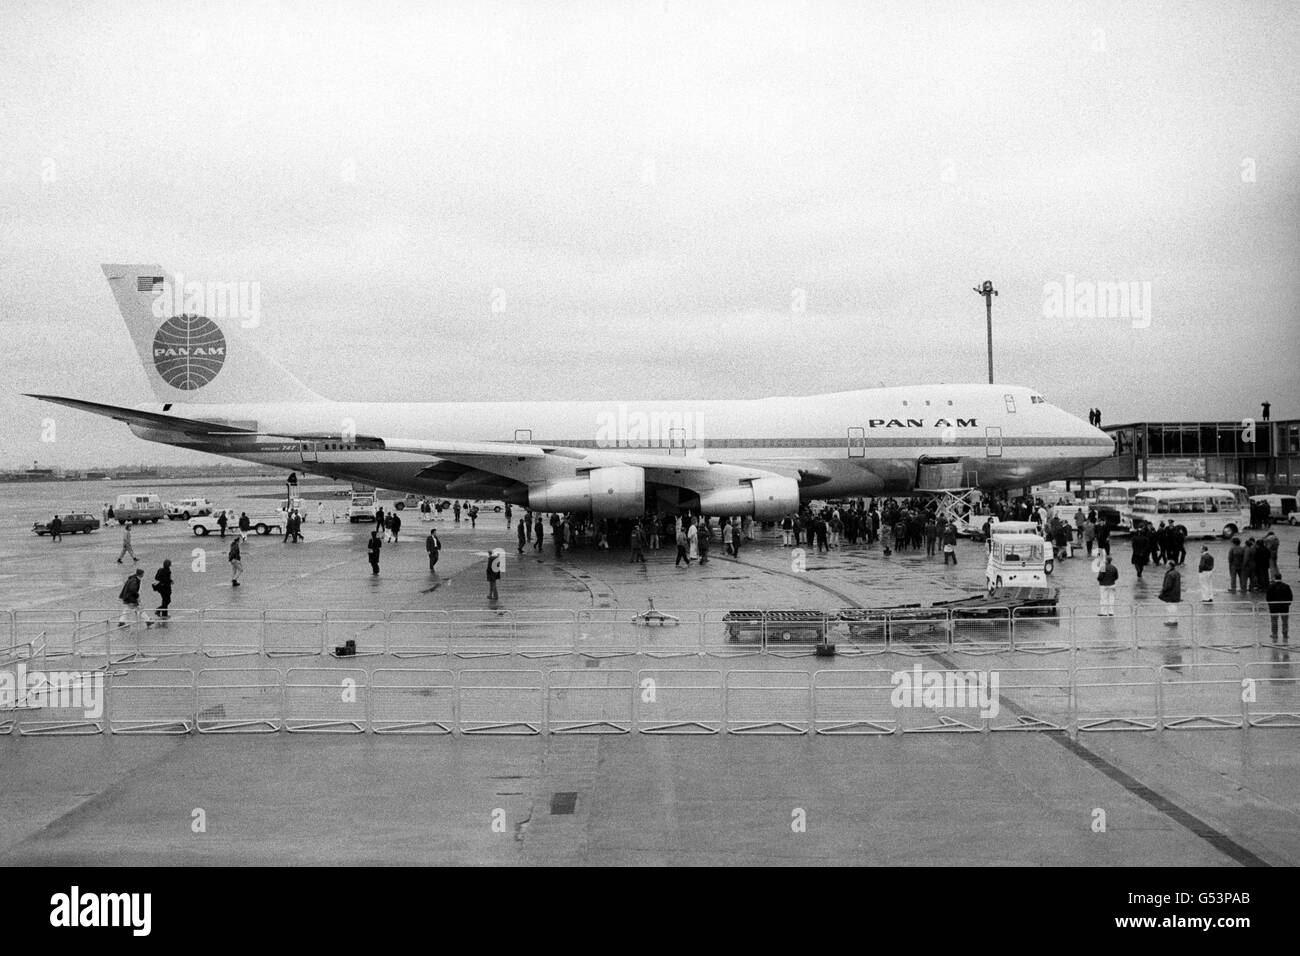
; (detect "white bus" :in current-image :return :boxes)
[1131,489,1245,539]
[1094,481,1247,532]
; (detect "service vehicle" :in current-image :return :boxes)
[1249,494,1298,524]
[32,513,101,535]
[1132,488,1245,539]
[113,493,166,524]
[347,493,377,522]
[189,509,285,536]
[986,533,1050,592]
[1094,481,1248,532]
[165,497,214,520]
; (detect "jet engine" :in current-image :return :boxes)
[528,465,645,518]
[698,476,800,520]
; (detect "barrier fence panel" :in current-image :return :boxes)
[199,609,263,657]
[1010,605,1071,655]
[546,669,634,734]
[725,670,811,734]
[986,668,1072,732]
[1135,603,1195,655]
[949,607,1013,656]
[196,668,282,732]
[812,669,898,734]
[894,665,989,733]
[15,660,106,735]
[762,611,829,658]
[637,608,703,657]
[512,609,575,659]
[458,669,543,734]
[386,610,451,658]
[1192,605,1260,654]
[887,608,952,655]
[1074,665,1159,731]
[74,611,143,667]
[1158,663,1244,730]
[370,669,455,734]
[1072,602,1135,658]
[702,610,765,657]
[325,610,387,658]
[573,609,639,659]
[108,668,195,734]
[636,668,723,734]
[128,607,203,659]
[451,610,515,659]
[825,609,890,657]
[1244,661,1300,728]
[16,610,78,659]
[284,667,367,733]
[264,610,325,658]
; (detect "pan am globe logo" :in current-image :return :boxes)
[152,314,227,390]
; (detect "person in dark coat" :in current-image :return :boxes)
[486,549,502,600]
[217,510,228,538]
[1130,524,1150,579]
[1266,573,1292,643]
[1227,537,1246,592]
[1158,560,1182,626]
[153,559,173,618]
[517,519,527,554]
[49,515,63,541]
[426,528,441,572]
[367,531,382,575]
[534,516,544,551]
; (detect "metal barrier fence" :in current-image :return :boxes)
[0,659,1290,736]
[2,604,1277,660]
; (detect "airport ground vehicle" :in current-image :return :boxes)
[986,533,1049,592]
[189,509,284,536]
[1132,488,1245,539]
[113,493,166,524]
[981,520,1055,573]
[347,493,377,522]
[32,513,100,535]
[165,497,214,520]
[393,494,420,511]
[1250,494,1298,524]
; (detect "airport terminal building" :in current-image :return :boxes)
[1081,418,1300,493]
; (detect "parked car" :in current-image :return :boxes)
[32,513,101,535]
[189,509,284,536]
[165,497,214,520]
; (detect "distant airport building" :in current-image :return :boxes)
[1077,418,1300,493]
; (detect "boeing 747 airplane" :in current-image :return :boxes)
[26,265,1113,517]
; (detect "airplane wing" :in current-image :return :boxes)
[24,394,281,437]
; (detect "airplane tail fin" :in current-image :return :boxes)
[102,263,324,405]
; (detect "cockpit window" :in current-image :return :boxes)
[1030,395,1046,404]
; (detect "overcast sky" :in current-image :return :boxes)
[1,0,1298,469]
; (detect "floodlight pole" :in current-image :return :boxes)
[973,280,998,384]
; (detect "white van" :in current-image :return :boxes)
[114,493,166,524]
[347,493,377,523]
[986,533,1050,592]
[1250,494,1298,525]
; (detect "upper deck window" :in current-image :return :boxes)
[1004,394,1017,413]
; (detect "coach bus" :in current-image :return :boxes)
[1131,488,1245,539]
[1094,481,1248,532]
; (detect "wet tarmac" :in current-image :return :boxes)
[2,480,1298,865]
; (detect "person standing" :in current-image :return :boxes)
[48,515,63,542]
[317,502,327,524]
[374,505,386,532]
[367,531,382,575]
[941,523,958,565]
[723,520,734,557]
[534,515,544,552]
[686,519,699,561]
[391,510,402,545]
[516,519,527,554]
[1158,560,1182,626]
[238,512,250,541]
[101,502,109,527]
[153,559,173,619]
[1227,537,1246,592]
[1082,517,1096,557]
[1097,554,1119,616]
[1197,546,1215,603]
[228,537,242,587]
[217,509,228,538]
[675,526,690,567]
[470,506,478,529]
[116,523,136,564]
[1264,531,1280,578]
[524,510,533,541]
[426,528,442,573]
[1265,573,1292,644]
[630,524,645,563]
[486,550,502,600]
[924,517,937,557]
[648,515,660,550]
[697,520,710,565]
[1252,537,1271,592]
[1130,524,1150,580]
[781,514,793,547]
[505,504,512,527]
[1094,519,1111,557]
